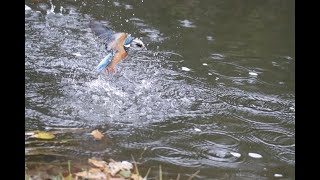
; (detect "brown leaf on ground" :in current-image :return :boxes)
[75,168,106,179]
[108,161,133,176]
[91,129,104,140]
[88,158,108,169]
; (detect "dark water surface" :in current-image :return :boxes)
[25,0,294,179]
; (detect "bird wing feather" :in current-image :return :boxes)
[90,21,127,52]
[90,21,129,72]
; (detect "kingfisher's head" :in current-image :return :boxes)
[124,35,146,51]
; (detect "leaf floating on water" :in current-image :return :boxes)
[31,132,55,140]
[91,129,104,140]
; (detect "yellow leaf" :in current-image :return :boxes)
[31,132,55,140]
[91,129,104,140]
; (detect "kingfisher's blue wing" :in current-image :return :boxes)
[90,21,117,48]
[96,52,114,73]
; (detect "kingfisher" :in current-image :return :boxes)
[90,21,145,75]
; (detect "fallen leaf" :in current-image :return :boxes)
[120,161,133,170]
[91,130,104,140]
[75,168,106,179]
[31,132,55,140]
[108,162,122,176]
[118,169,131,178]
[108,161,133,176]
[88,159,108,169]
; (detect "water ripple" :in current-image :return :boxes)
[151,146,201,168]
[25,2,294,178]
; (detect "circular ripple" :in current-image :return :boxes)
[209,61,250,78]
[151,146,201,167]
[186,132,243,167]
[277,152,295,165]
[219,92,287,113]
[199,132,241,148]
[252,129,295,147]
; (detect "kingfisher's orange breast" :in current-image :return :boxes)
[108,33,128,68]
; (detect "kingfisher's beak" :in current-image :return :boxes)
[133,38,146,50]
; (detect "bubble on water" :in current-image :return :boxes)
[182,67,191,71]
[230,152,241,158]
[179,19,196,28]
[248,153,262,158]
[249,72,258,76]
[206,36,214,41]
[274,174,283,177]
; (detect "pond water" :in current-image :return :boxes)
[25,0,295,179]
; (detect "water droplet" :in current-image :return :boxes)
[206,36,214,41]
[25,5,31,11]
[72,52,82,57]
